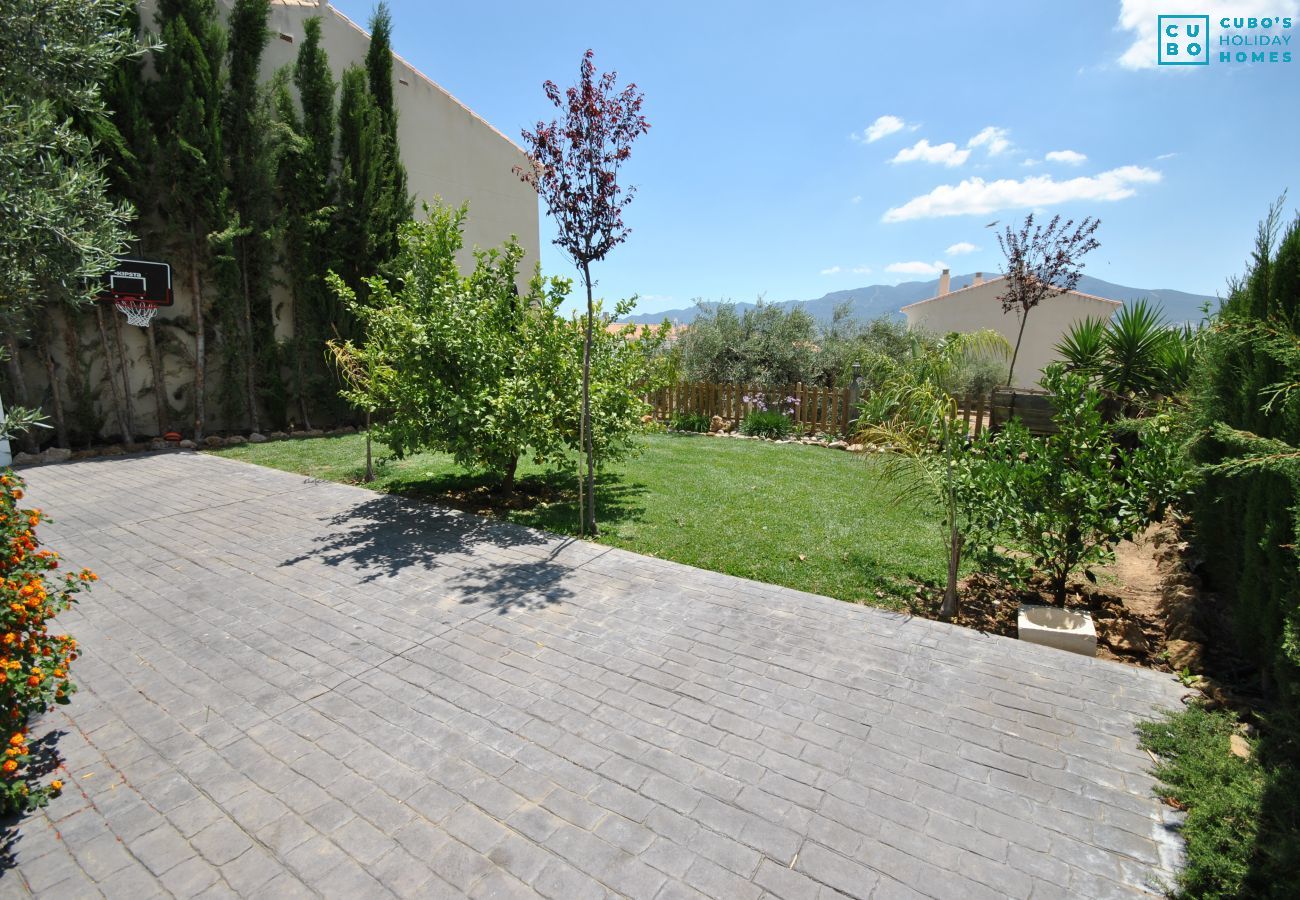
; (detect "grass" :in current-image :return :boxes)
[1137,705,1300,899]
[211,431,948,608]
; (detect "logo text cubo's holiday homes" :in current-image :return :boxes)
[1157,14,1294,66]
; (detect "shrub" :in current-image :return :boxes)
[0,470,94,814]
[740,410,791,439]
[1189,202,1300,710]
[969,366,1184,603]
[668,411,710,432]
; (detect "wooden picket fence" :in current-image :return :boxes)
[648,381,1052,439]
[648,381,859,435]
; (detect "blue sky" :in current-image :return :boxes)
[333,0,1296,317]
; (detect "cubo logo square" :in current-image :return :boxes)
[1158,15,1211,65]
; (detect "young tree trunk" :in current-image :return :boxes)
[1006,308,1030,387]
[60,308,88,448]
[940,526,963,620]
[145,325,169,434]
[291,285,312,430]
[37,325,68,448]
[188,234,207,441]
[581,264,597,536]
[94,305,132,443]
[3,334,37,453]
[363,409,374,483]
[110,311,136,441]
[501,455,519,497]
[239,244,260,434]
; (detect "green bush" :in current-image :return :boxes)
[1137,706,1300,899]
[669,411,710,432]
[967,366,1185,602]
[1189,203,1300,709]
[740,410,791,439]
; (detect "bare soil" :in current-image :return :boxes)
[936,524,1171,671]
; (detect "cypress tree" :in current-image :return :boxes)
[149,0,227,440]
[340,2,411,289]
[275,17,337,427]
[218,0,284,432]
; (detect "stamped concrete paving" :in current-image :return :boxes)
[1,453,1185,899]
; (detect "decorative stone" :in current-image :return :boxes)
[1101,619,1148,655]
[709,415,726,433]
[269,431,288,441]
[178,439,197,450]
[100,445,125,456]
[11,452,38,466]
[1166,639,1204,671]
[340,425,357,434]
[846,443,864,452]
[203,436,225,448]
[1017,604,1097,657]
[1229,734,1251,760]
[249,433,268,443]
[148,440,169,451]
[40,447,72,464]
[226,435,248,445]
[828,440,849,450]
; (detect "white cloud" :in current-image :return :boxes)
[882,166,1162,222]
[946,242,979,255]
[820,266,843,275]
[850,195,863,204]
[821,264,872,276]
[1117,0,1298,69]
[967,126,1012,156]
[1045,149,1088,165]
[891,139,971,167]
[1156,152,1178,160]
[886,260,948,276]
[851,265,872,274]
[854,115,912,143]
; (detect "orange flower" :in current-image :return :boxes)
[50,779,62,791]
[8,733,22,747]
[2,760,17,773]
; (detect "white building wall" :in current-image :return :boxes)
[901,277,1121,390]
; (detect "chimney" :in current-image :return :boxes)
[938,269,950,296]
[973,272,983,286]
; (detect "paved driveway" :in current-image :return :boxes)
[1,453,1184,898]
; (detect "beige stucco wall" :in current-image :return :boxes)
[901,278,1121,390]
[5,0,541,443]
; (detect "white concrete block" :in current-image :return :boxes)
[1017,604,1097,657]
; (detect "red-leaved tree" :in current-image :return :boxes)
[996,213,1101,386]
[518,50,649,536]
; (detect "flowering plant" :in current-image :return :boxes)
[740,393,800,439]
[0,470,93,813]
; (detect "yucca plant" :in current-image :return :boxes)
[1056,300,1199,409]
[856,330,1009,619]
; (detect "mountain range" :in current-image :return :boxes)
[620,273,1220,327]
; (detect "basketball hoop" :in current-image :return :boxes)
[114,298,160,328]
[96,258,173,328]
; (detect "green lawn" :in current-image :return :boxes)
[210,432,947,608]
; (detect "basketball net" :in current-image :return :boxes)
[114,298,159,327]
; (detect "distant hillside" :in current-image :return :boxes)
[623,274,1219,327]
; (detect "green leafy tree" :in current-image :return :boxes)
[856,331,1009,619]
[974,366,1184,604]
[677,301,818,387]
[149,0,227,440]
[332,202,663,494]
[0,0,139,440]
